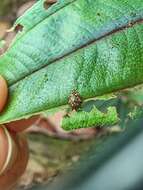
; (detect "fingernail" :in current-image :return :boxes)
[0,75,8,112]
[0,126,18,175]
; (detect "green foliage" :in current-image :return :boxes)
[62,107,119,131]
[0,0,143,128]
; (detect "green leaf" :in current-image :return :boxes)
[62,107,119,131]
[0,0,143,124]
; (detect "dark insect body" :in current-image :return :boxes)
[68,90,82,111]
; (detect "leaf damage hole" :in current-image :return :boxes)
[43,0,57,10]
[14,24,24,33]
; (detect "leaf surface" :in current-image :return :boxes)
[0,0,143,123]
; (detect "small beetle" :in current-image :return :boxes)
[68,90,82,111]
